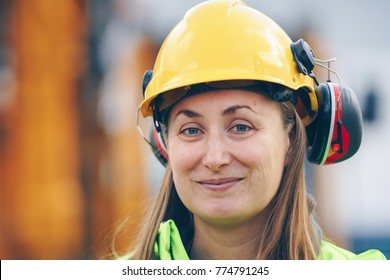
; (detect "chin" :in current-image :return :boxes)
[196,207,254,227]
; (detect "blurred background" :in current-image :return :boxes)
[0,0,389,259]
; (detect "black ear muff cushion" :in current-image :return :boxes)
[306,83,334,164]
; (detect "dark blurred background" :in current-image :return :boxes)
[0,0,389,259]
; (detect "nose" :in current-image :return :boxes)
[202,134,232,171]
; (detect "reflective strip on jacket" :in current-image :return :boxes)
[154,220,386,260]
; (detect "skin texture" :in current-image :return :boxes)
[166,89,292,259]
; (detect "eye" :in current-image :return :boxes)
[180,127,203,136]
[234,124,251,133]
[229,122,254,134]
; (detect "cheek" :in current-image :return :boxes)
[168,140,199,177]
[168,142,199,209]
[236,135,288,177]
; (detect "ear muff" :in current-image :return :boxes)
[338,85,363,162]
[305,83,363,165]
[149,124,168,167]
[141,69,168,164]
[291,39,363,164]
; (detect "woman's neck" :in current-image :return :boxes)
[189,214,267,260]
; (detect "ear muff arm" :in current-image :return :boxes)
[291,39,319,86]
[142,70,153,97]
[142,69,164,133]
[152,104,163,133]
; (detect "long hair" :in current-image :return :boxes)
[125,100,321,260]
[255,101,321,259]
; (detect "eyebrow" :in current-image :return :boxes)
[174,109,202,120]
[173,105,257,120]
[222,105,257,116]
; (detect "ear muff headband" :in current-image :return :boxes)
[144,82,362,166]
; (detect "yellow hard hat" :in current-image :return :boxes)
[140,0,318,125]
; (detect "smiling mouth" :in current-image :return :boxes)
[197,178,243,191]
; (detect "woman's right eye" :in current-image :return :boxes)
[180,127,203,136]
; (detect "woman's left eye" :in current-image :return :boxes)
[183,127,201,135]
[230,124,252,134]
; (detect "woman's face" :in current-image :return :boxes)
[167,89,292,228]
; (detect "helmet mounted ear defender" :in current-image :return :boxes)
[138,0,363,166]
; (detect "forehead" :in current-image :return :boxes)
[169,89,276,115]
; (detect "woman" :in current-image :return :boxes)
[125,0,386,260]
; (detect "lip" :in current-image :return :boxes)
[197,178,243,191]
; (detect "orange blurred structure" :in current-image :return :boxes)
[0,0,85,259]
[0,0,155,259]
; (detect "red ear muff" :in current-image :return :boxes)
[291,39,363,165]
[306,83,363,165]
[149,125,168,167]
[324,83,363,164]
